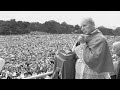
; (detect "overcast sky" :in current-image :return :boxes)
[0,11,120,29]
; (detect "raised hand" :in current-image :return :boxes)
[77,34,88,44]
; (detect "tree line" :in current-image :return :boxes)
[0,19,120,36]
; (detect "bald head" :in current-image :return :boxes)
[112,42,120,57]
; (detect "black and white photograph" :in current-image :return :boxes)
[0,11,119,79]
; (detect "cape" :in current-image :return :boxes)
[83,30,114,73]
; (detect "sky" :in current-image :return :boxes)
[0,11,120,29]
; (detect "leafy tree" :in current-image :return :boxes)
[43,20,61,34]
[98,26,114,35]
[114,27,120,36]
[74,25,82,34]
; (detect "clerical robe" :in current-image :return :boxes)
[83,30,114,74]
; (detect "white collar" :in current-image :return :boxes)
[90,29,97,34]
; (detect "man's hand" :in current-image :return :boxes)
[78,34,88,44]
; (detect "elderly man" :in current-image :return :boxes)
[72,17,114,79]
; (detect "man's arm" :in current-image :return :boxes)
[83,36,105,62]
[72,36,81,52]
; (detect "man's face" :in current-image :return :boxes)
[81,21,94,35]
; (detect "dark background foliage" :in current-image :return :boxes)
[0,19,119,36]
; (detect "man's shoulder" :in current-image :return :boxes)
[94,31,106,41]
[90,32,106,44]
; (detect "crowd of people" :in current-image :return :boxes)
[0,33,79,79]
[0,18,119,79]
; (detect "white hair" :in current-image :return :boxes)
[81,17,95,26]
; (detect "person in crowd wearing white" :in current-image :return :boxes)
[0,58,5,72]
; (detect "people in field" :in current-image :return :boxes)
[112,41,120,79]
[72,17,114,79]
